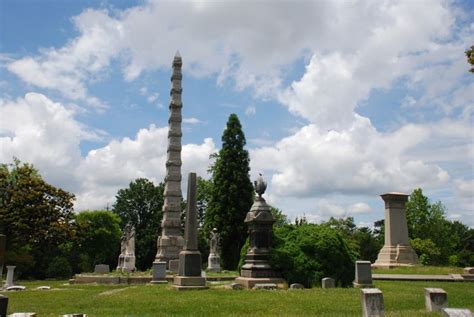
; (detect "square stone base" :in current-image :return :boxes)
[173,276,207,290]
[234,277,286,289]
[374,245,418,267]
[149,280,168,284]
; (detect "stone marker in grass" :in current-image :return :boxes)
[173,173,207,290]
[322,277,335,288]
[425,288,448,312]
[353,261,373,288]
[94,264,110,274]
[0,294,8,317]
[151,261,167,284]
[4,266,15,288]
[441,308,473,317]
[361,288,384,317]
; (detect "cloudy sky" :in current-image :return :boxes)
[1,0,473,227]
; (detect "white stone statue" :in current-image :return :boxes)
[207,228,221,272]
[117,223,136,273]
[209,228,220,255]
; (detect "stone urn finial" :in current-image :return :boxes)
[254,173,267,198]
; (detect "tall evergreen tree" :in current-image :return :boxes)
[205,114,254,270]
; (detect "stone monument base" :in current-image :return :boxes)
[172,276,207,290]
[207,254,221,273]
[353,282,374,288]
[234,277,286,289]
[373,244,418,268]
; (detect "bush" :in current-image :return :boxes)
[269,224,356,288]
[46,256,72,279]
[410,238,441,265]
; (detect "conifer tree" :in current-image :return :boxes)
[205,114,254,270]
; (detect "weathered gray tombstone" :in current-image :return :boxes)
[4,266,15,288]
[289,283,304,289]
[425,288,448,312]
[94,264,110,274]
[168,260,179,274]
[0,294,8,317]
[207,228,221,273]
[463,267,474,274]
[373,193,418,267]
[441,308,473,317]
[253,283,277,290]
[62,314,87,317]
[173,173,207,290]
[235,174,285,289]
[361,288,384,317]
[155,51,185,268]
[353,261,373,288]
[150,261,167,284]
[0,235,5,282]
[8,313,37,317]
[322,277,335,288]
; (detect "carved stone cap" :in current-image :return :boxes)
[381,192,408,209]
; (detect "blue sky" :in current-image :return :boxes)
[1,0,473,227]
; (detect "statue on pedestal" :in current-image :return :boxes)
[207,228,221,272]
[117,223,136,273]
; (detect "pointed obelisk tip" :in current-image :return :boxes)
[174,50,181,58]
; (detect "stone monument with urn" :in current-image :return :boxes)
[235,174,286,289]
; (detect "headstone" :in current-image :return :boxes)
[425,288,448,312]
[155,51,185,268]
[361,288,384,317]
[8,313,36,317]
[94,264,110,274]
[62,314,87,317]
[235,174,286,289]
[173,173,207,290]
[36,286,50,290]
[5,266,15,288]
[463,267,474,274]
[441,308,473,317]
[290,283,304,289]
[229,282,243,290]
[0,295,8,317]
[253,283,277,290]
[353,261,373,288]
[374,193,418,267]
[116,223,136,273]
[322,277,335,288]
[207,228,221,273]
[168,260,179,274]
[6,286,25,291]
[150,261,167,284]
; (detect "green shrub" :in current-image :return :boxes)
[46,256,72,279]
[411,238,441,265]
[269,224,356,288]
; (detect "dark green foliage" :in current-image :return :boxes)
[271,207,290,227]
[46,256,72,279]
[0,159,75,278]
[113,178,164,271]
[270,224,356,288]
[466,45,474,73]
[204,114,254,270]
[72,210,121,272]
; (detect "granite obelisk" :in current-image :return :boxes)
[155,52,185,268]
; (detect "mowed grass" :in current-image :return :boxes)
[373,266,465,275]
[2,280,473,316]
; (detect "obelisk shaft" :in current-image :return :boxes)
[155,52,185,266]
[184,173,198,251]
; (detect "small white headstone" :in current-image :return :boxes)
[441,308,472,317]
[253,283,277,290]
[8,313,37,317]
[290,283,304,289]
[62,314,87,317]
[361,288,384,317]
[425,288,448,312]
[229,282,243,290]
[322,277,335,288]
[6,286,26,291]
[36,286,50,290]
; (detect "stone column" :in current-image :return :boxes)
[235,174,286,289]
[173,173,207,290]
[155,51,185,268]
[5,266,15,288]
[374,193,418,267]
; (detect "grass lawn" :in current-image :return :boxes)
[373,266,465,275]
[2,280,473,316]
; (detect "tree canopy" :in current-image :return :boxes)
[113,178,164,270]
[204,114,254,270]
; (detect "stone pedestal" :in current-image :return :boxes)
[5,266,15,288]
[173,173,207,290]
[374,193,418,267]
[121,255,136,273]
[0,294,8,317]
[322,277,335,288]
[353,261,373,288]
[425,288,448,312]
[361,288,384,317]
[151,261,167,284]
[207,253,221,273]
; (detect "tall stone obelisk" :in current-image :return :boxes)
[155,52,185,269]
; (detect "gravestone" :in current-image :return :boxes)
[8,313,36,316]
[207,228,221,273]
[6,286,25,291]
[155,51,185,268]
[62,314,87,317]
[441,308,473,317]
[229,282,243,290]
[353,261,373,288]
[235,174,286,289]
[151,261,167,284]
[94,264,110,274]
[0,295,8,317]
[168,260,179,273]
[116,223,136,273]
[361,288,384,317]
[463,267,474,274]
[290,283,304,289]
[374,193,418,267]
[322,277,335,288]
[173,173,207,290]
[425,288,448,312]
[4,266,15,288]
[36,286,50,290]
[253,283,277,290]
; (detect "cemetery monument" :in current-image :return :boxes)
[207,228,221,273]
[116,223,136,273]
